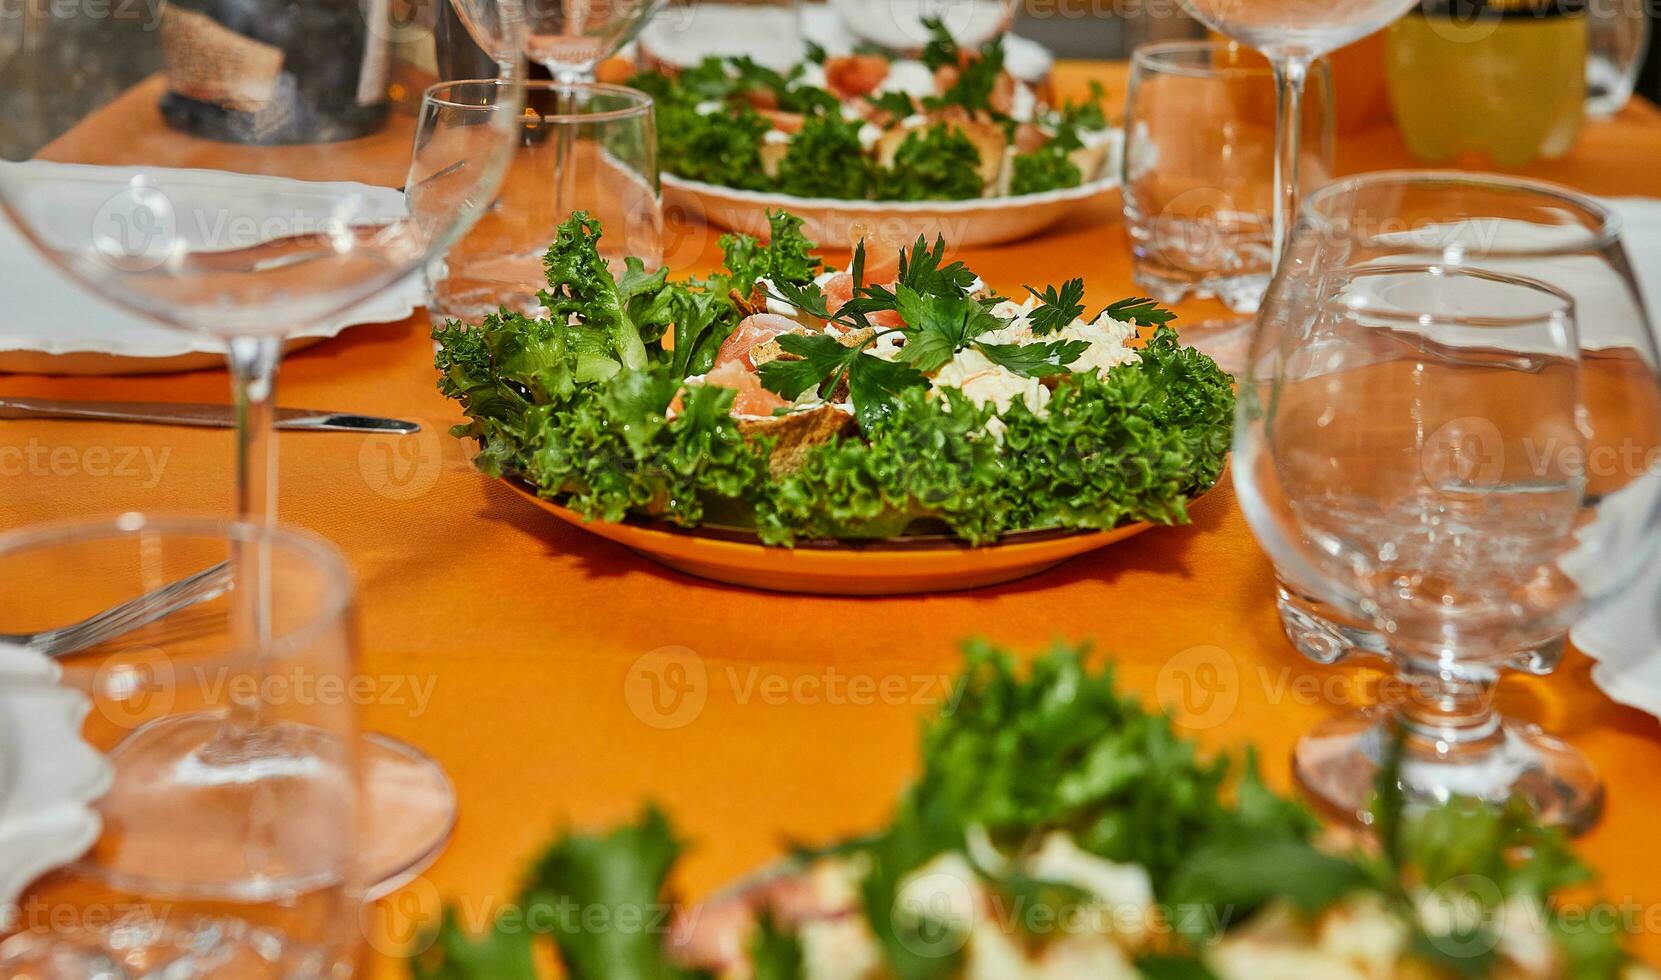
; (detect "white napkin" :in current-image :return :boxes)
[0,162,424,360]
[1567,196,1661,718]
[0,642,110,921]
[1576,550,1661,718]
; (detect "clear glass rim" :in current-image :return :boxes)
[1335,263,1577,329]
[422,79,653,123]
[0,512,354,660]
[1301,169,1625,257]
[1129,40,1283,80]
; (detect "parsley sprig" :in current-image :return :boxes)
[757,236,1107,431]
[1023,278,1086,336]
[1101,295,1178,327]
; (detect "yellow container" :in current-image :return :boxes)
[1386,0,1587,168]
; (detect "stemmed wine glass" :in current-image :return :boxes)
[1179,0,1418,265]
[1236,254,1661,830]
[1271,172,1661,674]
[0,0,526,892]
[525,0,663,80]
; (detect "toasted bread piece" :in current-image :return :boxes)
[737,404,856,477]
[749,334,794,369]
[1067,141,1113,183]
[730,283,769,318]
[960,120,1009,191]
[760,137,790,179]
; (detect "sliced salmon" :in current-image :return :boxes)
[714,313,806,370]
[846,219,902,281]
[824,54,890,99]
[823,271,904,328]
[757,108,805,134]
[705,359,789,416]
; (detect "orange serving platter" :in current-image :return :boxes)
[502,473,1217,595]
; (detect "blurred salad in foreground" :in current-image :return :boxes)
[434,210,1230,545]
[408,640,1651,980]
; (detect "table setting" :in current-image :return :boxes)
[3,0,1661,976]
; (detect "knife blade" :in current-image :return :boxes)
[0,397,420,433]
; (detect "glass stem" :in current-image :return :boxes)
[226,336,280,723]
[546,64,591,247]
[229,335,282,525]
[1392,654,1506,766]
[1269,55,1311,273]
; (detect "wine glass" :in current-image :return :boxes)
[1272,172,1661,674]
[1236,259,1661,832]
[525,0,663,81]
[0,0,525,892]
[0,515,361,976]
[1179,0,1418,265]
[421,80,662,324]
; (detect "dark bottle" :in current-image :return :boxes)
[434,0,551,82]
[158,0,391,144]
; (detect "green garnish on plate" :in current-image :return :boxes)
[433,211,1231,546]
[408,641,1647,980]
[627,24,1117,203]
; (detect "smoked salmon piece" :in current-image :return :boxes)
[823,272,904,328]
[714,313,806,370]
[705,359,789,416]
[824,54,890,99]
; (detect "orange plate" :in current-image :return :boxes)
[502,474,1199,596]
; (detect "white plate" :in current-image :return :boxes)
[0,163,423,376]
[665,168,1120,250]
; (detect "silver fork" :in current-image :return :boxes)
[1,560,233,658]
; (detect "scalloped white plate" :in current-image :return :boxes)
[665,164,1120,252]
[0,163,423,376]
[0,643,111,923]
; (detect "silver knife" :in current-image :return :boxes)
[0,397,420,433]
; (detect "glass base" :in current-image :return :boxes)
[93,713,357,901]
[360,732,457,901]
[80,714,453,903]
[1294,705,1603,834]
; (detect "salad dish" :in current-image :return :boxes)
[411,640,1656,980]
[434,210,1230,592]
[627,21,1121,247]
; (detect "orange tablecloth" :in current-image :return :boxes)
[7,62,1661,974]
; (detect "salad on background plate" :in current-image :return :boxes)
[409,640,1655,980]
[626,20,1121,248]
[432,210,1231,590]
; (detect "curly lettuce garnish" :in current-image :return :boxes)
[717,210,823,294]
[432,212,1232,544]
